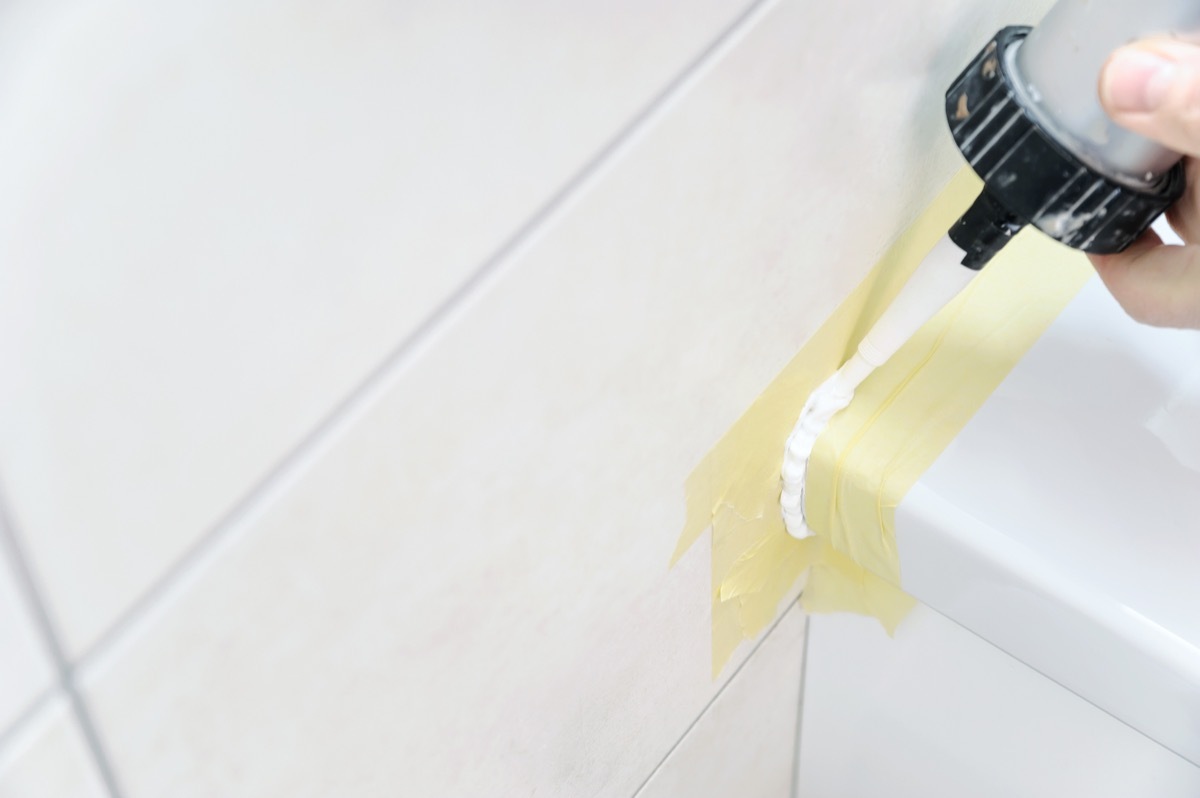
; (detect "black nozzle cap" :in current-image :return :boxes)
[946,26,1185,257]
[949,190,1025,270]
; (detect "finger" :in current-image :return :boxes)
[1098,39,1200,159]
[1088,230,1200,328]
[1163,157,1200,245]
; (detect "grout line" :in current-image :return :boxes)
[789,608,811,798]
[0,690,57,758]
[0,489,126,798]
[76,0,782,677]
[629,598,800,798]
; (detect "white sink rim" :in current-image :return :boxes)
[896,275,1200,766]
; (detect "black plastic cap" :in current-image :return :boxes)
[948,190,1024,270]
[946,26,1185,255]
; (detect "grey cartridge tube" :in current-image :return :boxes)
[1013,0,1200,187]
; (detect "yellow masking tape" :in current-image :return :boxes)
[673,167,1092,676]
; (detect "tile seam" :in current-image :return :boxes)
[789,607,811,798]
[629,598,801,798]
[0,487,126,798]
[0,690,55,757]
[75,0,781,678]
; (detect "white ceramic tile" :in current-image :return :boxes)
[88,520,741,796]
[78,1,1066,795]
[0,697,108,798]
[797,607,1200,798]
[637,604,805,798]
[0,0,749,656]
[0,538,55,736]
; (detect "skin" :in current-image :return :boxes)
[1090,39,1200,329]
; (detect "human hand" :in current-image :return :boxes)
[1089,38,1200,328]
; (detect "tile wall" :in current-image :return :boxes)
[0,0,1052,794]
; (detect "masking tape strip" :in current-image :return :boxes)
[672,167,1093,676]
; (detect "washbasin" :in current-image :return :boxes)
[896,266,1200,764]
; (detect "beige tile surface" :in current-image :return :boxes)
[0,539,54,736]
[0,0,749,656]
[637,604,806,798]
[77,0,1061,795]
[0,698,108,798]
[89,524,730,797]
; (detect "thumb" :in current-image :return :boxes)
[1099,39,1200,158]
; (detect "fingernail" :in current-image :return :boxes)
[1102,49,1177,112]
